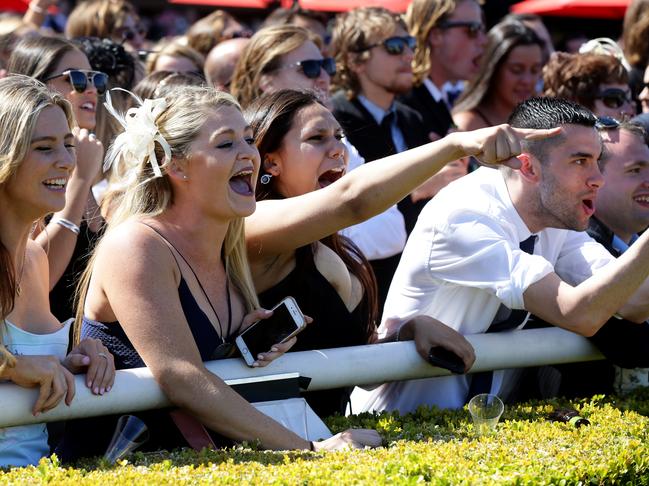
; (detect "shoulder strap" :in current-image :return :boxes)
[139,221,183,273]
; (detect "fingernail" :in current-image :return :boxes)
[252,362,259,367]
[87,380,91,387]
[106,386,111,393]
[100,388,105,395]
[83,356,90,364]
[258,354,264,360]
[270,347,278,352]
[93,387,99,394]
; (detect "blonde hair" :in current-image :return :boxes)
[330,7,405,99]
[230,25,320,108]
[186,10,236,57]
[0,75,73,365]
[146,39,205,74]
[65,0,138,40]
[622,0,649,68]
[75,85,259,340]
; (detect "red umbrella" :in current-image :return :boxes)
[168,0,272,8]
[281,0,411,12]
[510,0,630,19]
[1,0,29,13]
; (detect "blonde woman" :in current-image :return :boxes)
[0,75,114,467]
[59,86,382,461]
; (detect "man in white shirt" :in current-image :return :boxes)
[352,97,649,413]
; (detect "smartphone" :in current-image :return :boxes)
[235,296,307,366]
[427,346,465,374]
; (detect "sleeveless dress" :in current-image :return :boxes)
[258,245,368,417]
[57,243,236,462]
[0,319,70,467]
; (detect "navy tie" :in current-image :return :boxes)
[466,235,537,401]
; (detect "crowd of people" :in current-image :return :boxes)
[1,0,649,468]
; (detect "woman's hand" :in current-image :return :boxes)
[72,127,104,184]
[397,316,476,373]
[5,355,75,416]
[450,125,562,168]
[63,338,115,395]
[312,429,383,451]
[240,308,313,368]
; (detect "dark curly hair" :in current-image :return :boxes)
[542,52,628,110]
[73,36,136,90]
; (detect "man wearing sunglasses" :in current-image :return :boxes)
[401,0,487,140]
[330,7,431,312]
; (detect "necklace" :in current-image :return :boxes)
[15,250,26,297]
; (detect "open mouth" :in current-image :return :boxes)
[582,198,595,216]
[43,177,67,191]
[634,194,649,207]
[317,167,344,189]
[229,168,254,196]
[80,101,96,112]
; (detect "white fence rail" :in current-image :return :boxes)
[0,327,604,428]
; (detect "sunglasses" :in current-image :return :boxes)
[595,88,632,109]
[595,116,621,130]
[45,69,108,95]
[117,25,146,42]
[358,35,416,55]
[438,20,485,38]
[281,57,336,79]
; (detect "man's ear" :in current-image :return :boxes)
[347,52,366,76]
[517,152,541,183]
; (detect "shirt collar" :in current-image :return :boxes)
[612,233,638,254]
[357,95,395,125]
[491,167,534,242]
[422,77,446,104]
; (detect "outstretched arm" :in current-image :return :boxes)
[246,125,561,258]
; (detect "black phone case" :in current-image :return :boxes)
[427,347,465,374]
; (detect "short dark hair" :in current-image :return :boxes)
[599,121,649,171]
[508,97,597,161]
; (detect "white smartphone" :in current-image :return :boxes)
[235,296,307,367]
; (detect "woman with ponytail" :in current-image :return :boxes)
[0,75,114,467]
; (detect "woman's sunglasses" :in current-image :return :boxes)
[438,20,486,39]
[45,70,108,95]
[357,36,416,56]
[595,116,621,130]
[595,88,633,109]
[281,58,336,79]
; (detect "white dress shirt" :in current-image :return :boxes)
[340,138,407,260]
[350,167,614,413]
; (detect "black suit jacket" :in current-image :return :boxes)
[399,83,454,138]
[587,216,619,256]
[331,91,429,234]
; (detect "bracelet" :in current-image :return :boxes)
[52,217,80,235]
[28,2,47,14]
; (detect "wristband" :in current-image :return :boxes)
[53,217,80,235]
[28,2,47,14]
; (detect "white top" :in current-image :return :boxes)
[350,167,614,413]
[0,319,70,467]
[340,138,407,260]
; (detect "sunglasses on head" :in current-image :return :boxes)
[595,116,621,130]
[595,88,632,109]
[358,35,416,56]
[438,20,485,38]
[45,69,108,96]
[282,57,336,79]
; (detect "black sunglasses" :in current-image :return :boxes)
[438,20,485,38]
[282,57,336,79]
[45,69,108,95]
[357,35,416,56]
[595,88,632,109]
[595,116,621,129]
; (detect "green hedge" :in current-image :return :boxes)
[3,390,649,485]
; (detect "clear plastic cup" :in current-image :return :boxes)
[104,415,149,464]
[468,393,504,436]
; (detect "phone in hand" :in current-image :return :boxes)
[235,296,307,367]
[427,346,465,374]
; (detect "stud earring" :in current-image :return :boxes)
[182,175,188,180]
[260,174,272,184]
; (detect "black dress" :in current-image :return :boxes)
[258,245,369,417]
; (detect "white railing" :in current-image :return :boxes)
[0,327,603,428]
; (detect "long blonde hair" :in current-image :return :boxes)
[0,75,74,370]
[74,86,259,340]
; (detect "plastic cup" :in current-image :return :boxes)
[468,393,504,436]
[104,415,149,464]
